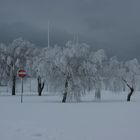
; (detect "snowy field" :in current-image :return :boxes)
[0,92,140,140]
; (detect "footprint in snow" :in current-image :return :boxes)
[32,133,42,137]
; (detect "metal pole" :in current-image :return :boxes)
[48,20,50,48]
[21,78,23,103]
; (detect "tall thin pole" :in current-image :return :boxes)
[21,78,23,103]
[76,34,79,46]
[48,20,50,48]
[73,34,76,44]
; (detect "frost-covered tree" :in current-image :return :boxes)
[90,49,107,99]
[106,56,123,92]
[125,58,140,89]
[42,41,97,102]
[0,43,9,85]
[6,38,35,95]
[32,47,47,96]
[123,58,140,101]
[0,37,140,102]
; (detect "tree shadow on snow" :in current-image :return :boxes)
[81,99,126,103]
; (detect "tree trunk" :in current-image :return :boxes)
[37,76,45,96]
[62,77,68,103]
[95,76,101,100]
[12,75,16,96]
[123,79,134,102]
[95,88,101,100]
[127,88,134,101]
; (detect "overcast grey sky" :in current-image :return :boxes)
[0,0,140,60]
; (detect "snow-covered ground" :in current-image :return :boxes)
[0,92,140,140]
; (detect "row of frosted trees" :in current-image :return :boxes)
[0,38,140,102]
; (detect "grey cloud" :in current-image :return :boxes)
[0,0,140,61]
[0,22,73,46]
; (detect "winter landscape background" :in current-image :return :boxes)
[0,37,140,140]
[0,0,140,140]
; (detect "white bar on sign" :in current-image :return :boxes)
[19,72,26,74]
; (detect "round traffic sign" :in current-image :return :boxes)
[18,69,26,78]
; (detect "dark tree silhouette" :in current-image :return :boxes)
[123,79,134,101]
[37,76,45,96]
[62,74,71,103]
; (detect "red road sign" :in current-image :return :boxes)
[18,69,26,78]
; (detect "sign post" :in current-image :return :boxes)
[18,69,26,103]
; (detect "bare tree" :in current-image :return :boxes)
[123,79,134,101]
